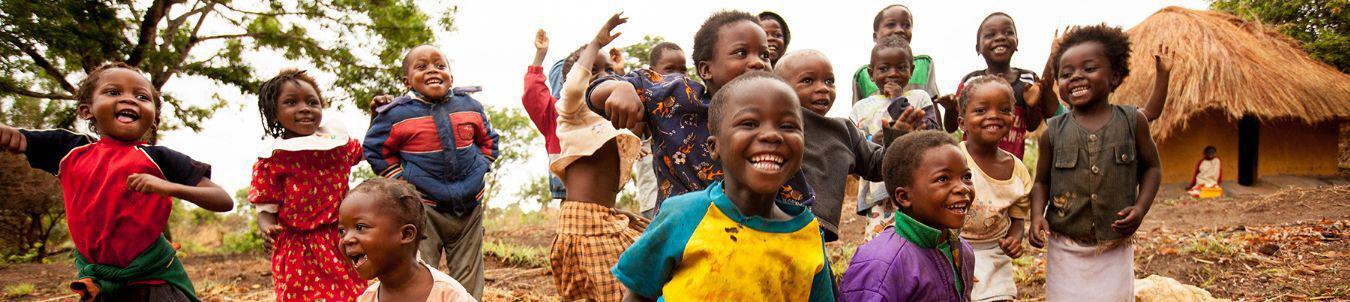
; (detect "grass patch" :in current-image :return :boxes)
[826,243,858,280]
[1178,233,1245,258]
[484,240,550,268]
[484,204,552,231]
[3,283,35,297]
[1012,254,1045,285]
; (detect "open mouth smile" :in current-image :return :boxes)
[946,200,970,215]
[748,153,785,173]
[115,109,140,124]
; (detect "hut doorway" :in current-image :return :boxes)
[1238,115,1259,186]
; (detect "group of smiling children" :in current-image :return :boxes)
[0,3,1169,302]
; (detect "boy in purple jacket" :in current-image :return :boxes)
[840,131,975,302]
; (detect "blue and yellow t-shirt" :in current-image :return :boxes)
[612,181,835,301]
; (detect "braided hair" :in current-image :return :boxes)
[256,68,324,138]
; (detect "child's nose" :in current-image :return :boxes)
[748,57,768,71]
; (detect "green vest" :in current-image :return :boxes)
[1044,105,1140,244]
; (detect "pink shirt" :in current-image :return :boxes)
[357,261,476,302]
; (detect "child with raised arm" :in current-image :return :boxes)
[249,68,365,301]
[774,49,911,242]
[587,10,814,214]
[364,44,500,299]
[547,13,647,302]
[341,178,476,302]
[0,62,232,302]
[852,35,934,241]
[954,76,1031,302]
[840,131,976,302]
[613,71,834,302]
[522,29,568,202]
[1028,24,1164,301]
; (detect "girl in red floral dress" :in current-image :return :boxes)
[249,69,366,302]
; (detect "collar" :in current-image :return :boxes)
[707,181,813,233]
[892,210,946,249]
[257,117,351,158]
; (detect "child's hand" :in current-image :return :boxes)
[886,106,926,133]
[609,48,626,74]
[605,90,644,130]
[1154,45,1173,78]
[1028,216,1049,248]
[535,29,549,51]
[127,173,175,196]
[1112,205,1148,236]
[370,94,394,115]
[593,12,628,47]
[999,228,1025,258]
[0,124,25,153]
[261,224,284,253]
[1024,82,1041,108]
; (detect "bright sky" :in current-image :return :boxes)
[154,0,1208,211]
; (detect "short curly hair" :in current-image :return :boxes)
[692,11,760,69]
[1053,24,1132,89]
[257,68,325,138]
[871,34,913,66]
[708,71,794,135]
[975,12,1016,51]
[647,42,683,67]
[758,11,790,47]
[75,62,162,143]
[882,130,958,194]
[348,178,428,241]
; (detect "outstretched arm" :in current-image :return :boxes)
[583,13,645,131]
[532,29,549,67]
[129,175,233,212]
[1139,45,1172,122]
[0,124,24,153]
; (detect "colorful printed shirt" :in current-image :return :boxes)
[958,142,1033,242]
[586,70,814,210]
[364,91,500,215]
[611,181,835,302]
[19,130,210,268]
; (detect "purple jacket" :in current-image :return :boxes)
[839,230,976,302]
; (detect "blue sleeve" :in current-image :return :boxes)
[548,59,566,99]
[19,129,90,175]
[584,69,685,118]
[611,194,709,299]
[363,105,401,178]
[141,146,212,186]
[480,105,500,162]
[810,235,838,302]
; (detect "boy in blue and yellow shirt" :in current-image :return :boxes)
[612,72,834,302]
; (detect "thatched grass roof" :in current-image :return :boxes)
[1110,6,1350,141]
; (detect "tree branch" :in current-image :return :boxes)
[0,85,75,100]
[126,0,177,66]
[11,41,77,94]
[195,33,256,42]
[153,1,215,89]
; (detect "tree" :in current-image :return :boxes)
[481,106,541,204]
[518,175,553,210]
[0,0,451,132]
[1212,0,1350,72]
[0,98,67,262]
[619,35,668,71]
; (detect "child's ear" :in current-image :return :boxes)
[891,186,912,209]
[76,104,93,121]
[696,61,712,84]
[705,134,718,161]
[956,116,965,132]
[400,224,417,244]
[401,75,411,89]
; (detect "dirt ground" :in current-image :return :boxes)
[2,176,1347,301]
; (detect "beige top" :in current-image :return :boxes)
[548,62,641,187]
[1194,158,1220,188]
[959,142,1033,242]
[357,260,477,302]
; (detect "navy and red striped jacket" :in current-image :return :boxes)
[363,91,500,215]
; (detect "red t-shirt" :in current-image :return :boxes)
[21,129,210,267]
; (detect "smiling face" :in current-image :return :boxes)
[873,6,913,42]
[709,80,804,197]
[339,191,415,281]
[977,15,1018,64]
[895,145,973,230]
[653,49,688,76]
[869,46,913,98]
[1056,41,1117,108]
[402,45,453,101]
[78,68,158,142]
[273,80,324,138]
[777,54,836,115]
[759,19,786,64]
[697,20,772,94]
[960,84,1015,146]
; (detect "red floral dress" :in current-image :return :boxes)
[249,131,365,302]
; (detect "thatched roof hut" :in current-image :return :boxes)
[1110,6,1350,184]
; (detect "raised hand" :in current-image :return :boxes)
[535,29,549,51]
[593,12,628,47]
[1153,44,1173,79]
[887,106,927,133]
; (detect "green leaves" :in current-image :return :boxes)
[1212,0,1350,73]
